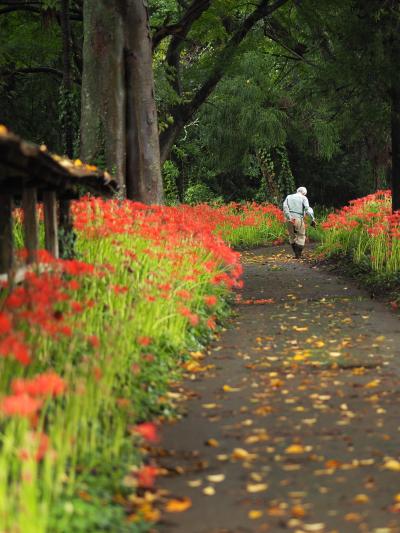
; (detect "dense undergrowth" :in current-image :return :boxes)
[0,199,285,532]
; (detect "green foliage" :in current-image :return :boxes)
[0,12,64,149]
[184,183,221,205]
[162,160,180,204]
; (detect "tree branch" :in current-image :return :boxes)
[159,0,291,162]
[153,0,210,49]
[186,0,291,116]
[0,1,82,19]
[0,5,41,15]
[0,66,81,84]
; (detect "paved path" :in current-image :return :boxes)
[155,246,400,533]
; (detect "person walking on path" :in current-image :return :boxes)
[283,186,316,258]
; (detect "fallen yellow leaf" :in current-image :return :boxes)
[207,474,225,483]
[203,486,216,496]
[291,505,306,518]
[248,510,263,519]
[285,444,305,454]
[202,403,218,409]
[353,494,369,504]
[365,379,380,388]
[246,483,268,493]
[164,497,192,513]
[187,479,202,487]
[222,384,241,392]
[231,448,256,460]
[344,512,362,522]
[302,524,325,532]
[384,459,400,471]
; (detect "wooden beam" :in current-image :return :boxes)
[0,194,14,274]
[22,187,38,264]
[43,191,59,258]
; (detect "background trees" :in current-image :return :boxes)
[1,0,399,208]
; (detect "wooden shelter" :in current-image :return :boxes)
[0,125,118,275]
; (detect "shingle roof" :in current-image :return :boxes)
[0,125,119,197]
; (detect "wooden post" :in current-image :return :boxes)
[22,187,38,264]
[43,191,59,258]
[0,194,14,274]
[59,198,75,258]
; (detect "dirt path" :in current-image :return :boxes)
[155,246,400,533]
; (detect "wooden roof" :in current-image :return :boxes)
[0,125,119,198]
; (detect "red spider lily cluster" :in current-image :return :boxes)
[72,199,284,238]
[0,198,254,471]
[321,190,392,232]
[72,197,244,289]
[320,190,400,273]
[1,197,286,527]
[0,255,97,453]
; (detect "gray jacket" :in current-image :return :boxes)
[283,193,314,221]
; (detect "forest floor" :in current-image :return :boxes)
[153,245,400,533]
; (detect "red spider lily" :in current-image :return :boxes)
[133,422,159,443]
[19,431,50,461]
[138,336,152,347]
[92,367,103,381]
[178,305,199,326]
[116,398,130,409]
[88,335,100,348]
[61,259,95,276]
[131,363,141,375]
[207,317,217,330]
[0,334,31,365]
[71,301,84,313]
[111,284,129,295]
[0,313,12,335]
[136,465,158,488]
[204,295,217,306]
[11,372,66,397]
[1,394,43,418]
[176,289,191,300]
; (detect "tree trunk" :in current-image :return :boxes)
[160,119,184,165]
[80,0,126,186]
[60,0,74,157]
[124,0,163,203]
[80,0,163,202]
[392,84,400,211]
[391,16,400,212]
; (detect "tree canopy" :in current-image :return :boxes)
[1,0,399,207]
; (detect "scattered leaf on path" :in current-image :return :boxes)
[207,474,225,483]
[164,497,192,513]
[246,483,268,493]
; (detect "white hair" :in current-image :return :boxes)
[297,186,307,196]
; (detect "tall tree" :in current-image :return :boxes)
[60,0,73,157]
[80,0,163,203]
[389,4,400,211]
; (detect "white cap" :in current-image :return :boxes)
[297,186,307,195]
